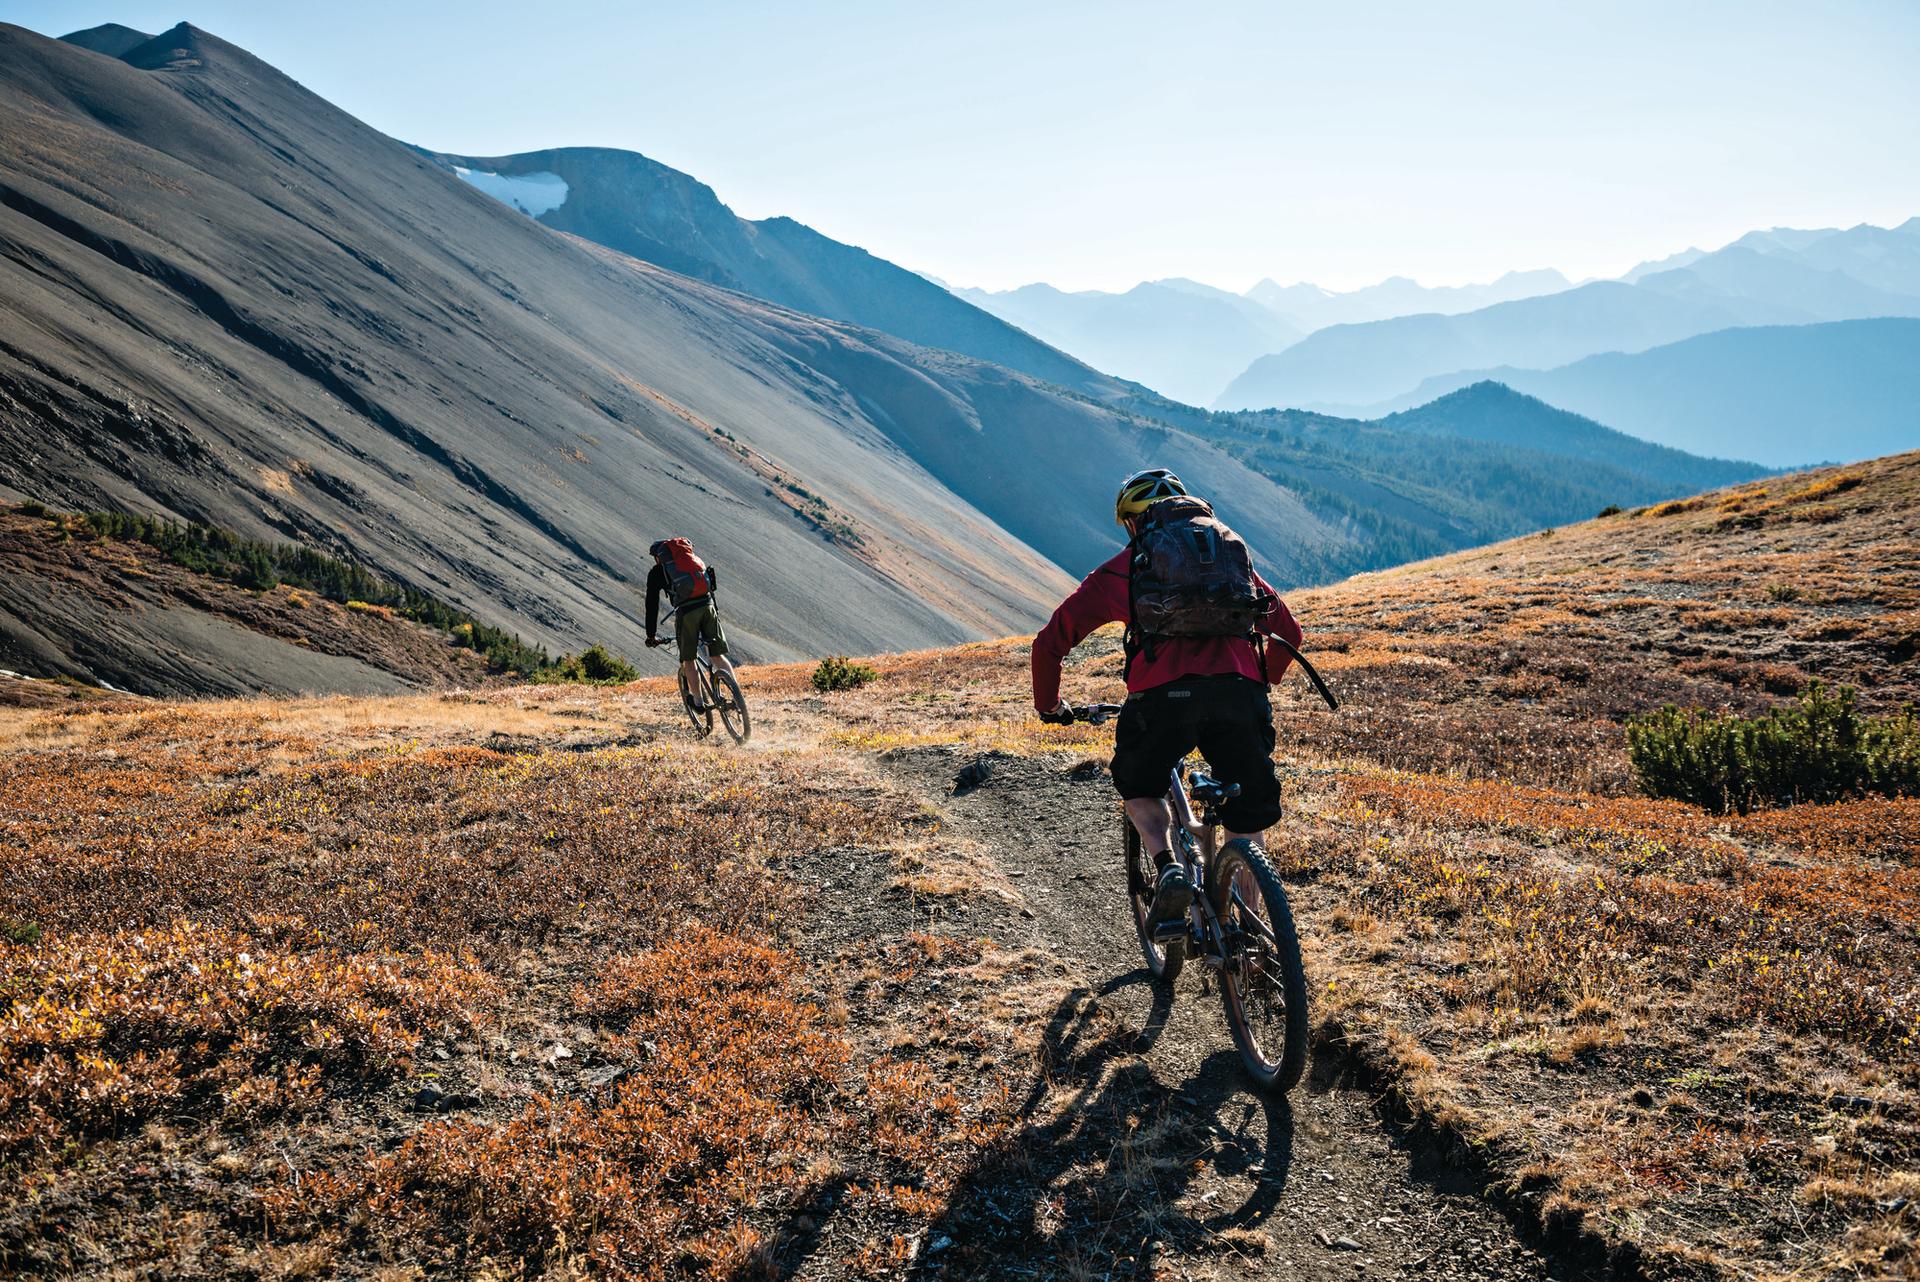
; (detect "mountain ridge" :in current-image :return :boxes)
[948,278,1301,404]
[1216,218,1920,417]
[429,144,1119,399]
[1357,319,1920,467]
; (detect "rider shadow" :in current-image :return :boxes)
[906,969,1295,1278]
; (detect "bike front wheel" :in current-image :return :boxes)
[678,668,714,737]
[1124,811,1184,982]
[711,667,750,743]
[1212,839,1309,1092]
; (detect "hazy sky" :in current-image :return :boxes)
[12,1,1920,291]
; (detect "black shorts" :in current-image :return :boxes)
[1109,675,1282,833]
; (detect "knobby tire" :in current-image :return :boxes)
[713,667,750,743]
[1212,839,1309,1092]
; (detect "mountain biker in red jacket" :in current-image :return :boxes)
[1032,468,1302,926]
[644,539,736,710]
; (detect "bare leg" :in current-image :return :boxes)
[1125,797,1174,858]
[712,653,738,681]
[1225,829,1269,849]
[680,658,704,702]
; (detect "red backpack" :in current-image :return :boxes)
[653,538,710,606]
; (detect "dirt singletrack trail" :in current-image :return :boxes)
[872,745,1576,1282]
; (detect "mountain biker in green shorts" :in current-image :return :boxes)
[1032,469,1303,927]
[644,538,737,710]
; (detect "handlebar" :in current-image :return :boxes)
[1040,701,1125,727]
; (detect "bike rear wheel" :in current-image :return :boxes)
[711,666,750,743]
[1124,812,1185,981]
[1212,839,1309,1092]
[677,668,714,737]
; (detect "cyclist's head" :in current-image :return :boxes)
[649,540,671,560]
[1114,468,1187,527]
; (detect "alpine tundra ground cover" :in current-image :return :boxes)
[0,690,1050,1278]
[1,454,1916,1280]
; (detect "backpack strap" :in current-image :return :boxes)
[1122,536,1156,667]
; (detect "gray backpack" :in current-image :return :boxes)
[1127,497,1267,648]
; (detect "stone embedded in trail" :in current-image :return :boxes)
[954,752,1019,794]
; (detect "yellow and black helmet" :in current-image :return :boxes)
[1114,468,1187,525]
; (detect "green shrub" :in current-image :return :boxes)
[811,656,877,693]
[539,644,639,685]
[1596,504,1622,518]
[1626,683,1920,813]
[1,919,41,946]
[16,501,48,519]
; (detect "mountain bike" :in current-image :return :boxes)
[1062,642,1337,1092]
[650,604,750,743]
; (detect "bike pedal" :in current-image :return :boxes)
[1151,918,1188,940]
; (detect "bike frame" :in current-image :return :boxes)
[1077,702,1254,970]
[659,601,720,682]
[1162,767,1237,968]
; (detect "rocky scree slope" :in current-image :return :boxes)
[0,506,489,696]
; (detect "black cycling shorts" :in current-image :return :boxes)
[1109,675,1282,833]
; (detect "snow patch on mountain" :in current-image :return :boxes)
[453,166,568,217]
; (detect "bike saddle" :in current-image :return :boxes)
[1188,772,1241,804]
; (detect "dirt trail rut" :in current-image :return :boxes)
[868,746,1578,1282]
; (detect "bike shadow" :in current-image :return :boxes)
[906,969,1296,1278]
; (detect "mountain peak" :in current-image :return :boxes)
[58,23,154,58]
[119,22,257,75]
[1443,379,1530,402]
[1493,268,1572,287]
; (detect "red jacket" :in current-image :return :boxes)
[1031,549,1303,712]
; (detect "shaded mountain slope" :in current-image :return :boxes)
[0,22,1351,682]
[432,145,1116,397]
[0,505,490,696]
[1373,380,1762,483]
[1115,383,1768,573]
[1367,319,1920,466]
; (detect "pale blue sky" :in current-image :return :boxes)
[11,1,1919,291]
